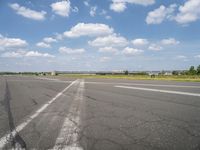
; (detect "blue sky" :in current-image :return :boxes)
[0,0,200,72]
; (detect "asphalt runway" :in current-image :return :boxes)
[0,76,200,150]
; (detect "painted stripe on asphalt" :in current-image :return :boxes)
[115,85,200,97]
[0,79,79,149]
[86,81,200,88]
[53,79,84,150]
[34,77,200,89]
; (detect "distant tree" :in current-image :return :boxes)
[197,65,200,75]
[172,71,179,75]
[188,66,197,75]
[124,70,129,75]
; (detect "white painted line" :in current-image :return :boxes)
[115,85,200,97]
[86,81,200,88]
[53,79,84,150]
[0,79,79,149]
[36,77,60,81]
[35,77,74,83]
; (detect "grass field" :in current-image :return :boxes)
[58,74,200,82]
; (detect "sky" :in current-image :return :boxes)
[0,0,200,72]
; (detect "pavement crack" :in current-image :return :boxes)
[3,79,27,149]
[31,98,38,105]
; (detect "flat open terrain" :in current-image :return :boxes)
[59,74,200,82]
[0,76,200,150]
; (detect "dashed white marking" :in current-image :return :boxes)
[115,85,200,97]
[0,79,79,149]
[53,80,84,150]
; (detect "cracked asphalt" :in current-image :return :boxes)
[0,76,200,150]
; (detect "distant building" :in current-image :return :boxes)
[51,71,57,76]
[164,72,172,75]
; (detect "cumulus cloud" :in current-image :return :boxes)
[51,1,71,17]
[43,37,57,43]
[90,6,97,17]
[146,4,177,24]
[88,34,128,47]
[122,47,143,56]
[59,47,85,54]
[132,38,149,46]
[100,57,111,62]
[0,35,28,49]
[110,2,126,12]
[63,23,113,38]
[1,50,54,58]
[9,3,46,20]
[161,38,180,45]
[110,0,155,12]
[36,37,57,48]
[175,0,200,24]
[148,44,162,51]
[98,47,118,54]
[36,42,51,48]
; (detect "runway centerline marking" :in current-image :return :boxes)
[53,79,84,150]
[0,79,79,149]
[115,85,200,97]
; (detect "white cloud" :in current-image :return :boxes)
[132,38,149,46]
[88,34,128,47]
[1,51,23,58]
[51,1,71,17]
[90,6,97,17]
[72,6,79,13]
[84,1,90,7]
[1,50,54,58]
[148,44,162,51]
[110,0,155,12]
[100,10,107,15]
[161,38,180,45]
[195,55,200,59]
[175,0,200,24]
[25,51,54,57]
[99,10,111,19]
[0,35,28,49]
[9,3,46,20]
[105,15,112,19]
[175,55,188,61]
[113,0,155,6]
[43,37,57,43]
[36,42,51,48]
[63,23,113,38]
[110,2,126,12]
[55,33,63,40]
[146,4,177,24]
[176,55,186,59]
[100,57,111,62]
[98,47,118,54]
[59,47,85,54]
[122,47,143,56]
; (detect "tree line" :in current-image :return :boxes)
[172,65,200,75]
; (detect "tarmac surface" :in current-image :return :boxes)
[0,75,200,150]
